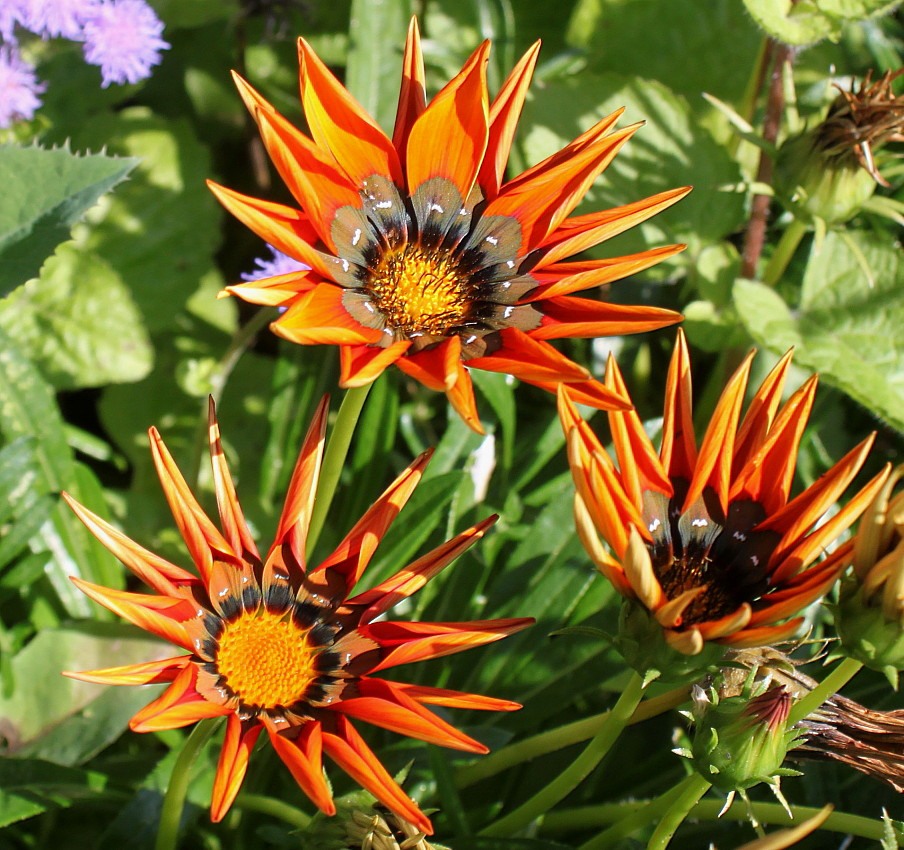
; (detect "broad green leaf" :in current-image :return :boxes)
[0,244,153,389]
[567,0,763,108]
[346,0,414,130]
[733,229,904,432]
[0,145,138,297]
[743,0,901,45]
[67,107,223,332]
[0,758,108,828]
[517,73,745,265]
[0,623,169,756]
[0,330,122,615]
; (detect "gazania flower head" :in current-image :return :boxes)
[208,19,687,432]
[559,330,889,674]
[62,398,530,833]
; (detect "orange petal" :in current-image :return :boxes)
[334,677,487,753]
[230,73,360,252]
[298,38,402,189]
[340,340,411,388]
[535,187,692,266]
[732,348,795,474]
[267,395,330,571]
[524,245,686,301]
[761,436,876,555]
[391,682,521,712]
[405,41,490,200]
[529,374,630,411]
[265,718,335,816]
[315,451,434,591]
[366,618,533,672]
[716,617,805,648]
[70,577,194,651]
[322,714,432,834]
[573,491,632,595]
[62,493,196,597]
[211,716,263,823]
[485,122,639,251]
[695,603,753,641]
[605,354,673,504]
[206,181,332,281]
[446,362,485,434]
[64,655,189,686]
[729,375,817,513]
[272,283,382,346]
[130,665,232,732]
[393,17,426,164]
[465,328,589,383]
[348,514,498,624]
[149,427,237,583]
[208,398,260,564]
[770,464,889,584]
[531,296,683,339]
[478,41,541,198]
[660,329,697,481]
[682,349,754,515]
[394,337,461,391]
[222,271,315,308]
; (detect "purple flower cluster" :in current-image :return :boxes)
[0,0,169,128]
[241,246,309,283]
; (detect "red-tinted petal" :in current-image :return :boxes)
[211,716,263,822]
[391,682,521,712]
[265,718,335,816]
[130,665,232,732]
[393,17,426,165]
[64,655,189,686]
[532,295,682,340]
[272,284,382,346]
[340,340,411,388]
[660,329,697,481]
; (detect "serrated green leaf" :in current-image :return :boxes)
[0,145,138,297]
[734,228,904,432]
[0,330,122,614]
[0,243,153,389]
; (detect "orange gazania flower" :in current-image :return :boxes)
[559,331,890,655]
[62,399,530,833]
[208,19,687,432]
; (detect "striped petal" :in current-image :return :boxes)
[211,716,263,822]
[130,665,232,732]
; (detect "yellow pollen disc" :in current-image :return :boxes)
[368,244,469,335]
[215,609,317,708]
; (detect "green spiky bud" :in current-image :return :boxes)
[686,683,802,792]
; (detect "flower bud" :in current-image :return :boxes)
[775,70,903,224]
[686,682,802,792]
[835,465,904,684]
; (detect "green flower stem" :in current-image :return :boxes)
[306,383,374,553]
[545,798,903,844]
[234,793,312,830]
[155,718,222,850]
[456,685,690,789]
[478,672,646,838]
[761,217,808,287]
[577,780,692,850]
[788,656,863,725]
[645,774,711,850]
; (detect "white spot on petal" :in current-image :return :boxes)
[429,202,444,214]
[692,518,708,527]
[352,228,362,246]
[649,518,661,533]
[486,235,499,246]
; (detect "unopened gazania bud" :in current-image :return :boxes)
[835,464,904,686]
[682,682,803,793]
[775,70,903,224]
[344,807,443,850]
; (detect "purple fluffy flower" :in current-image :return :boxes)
[18,0,94,40]
[81,0,168,87]
[0,1,25,42]
[0,45,46,128]
[241,246,309,282]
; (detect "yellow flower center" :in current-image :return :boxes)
[215,609,317,709]
[367,244,469,336]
